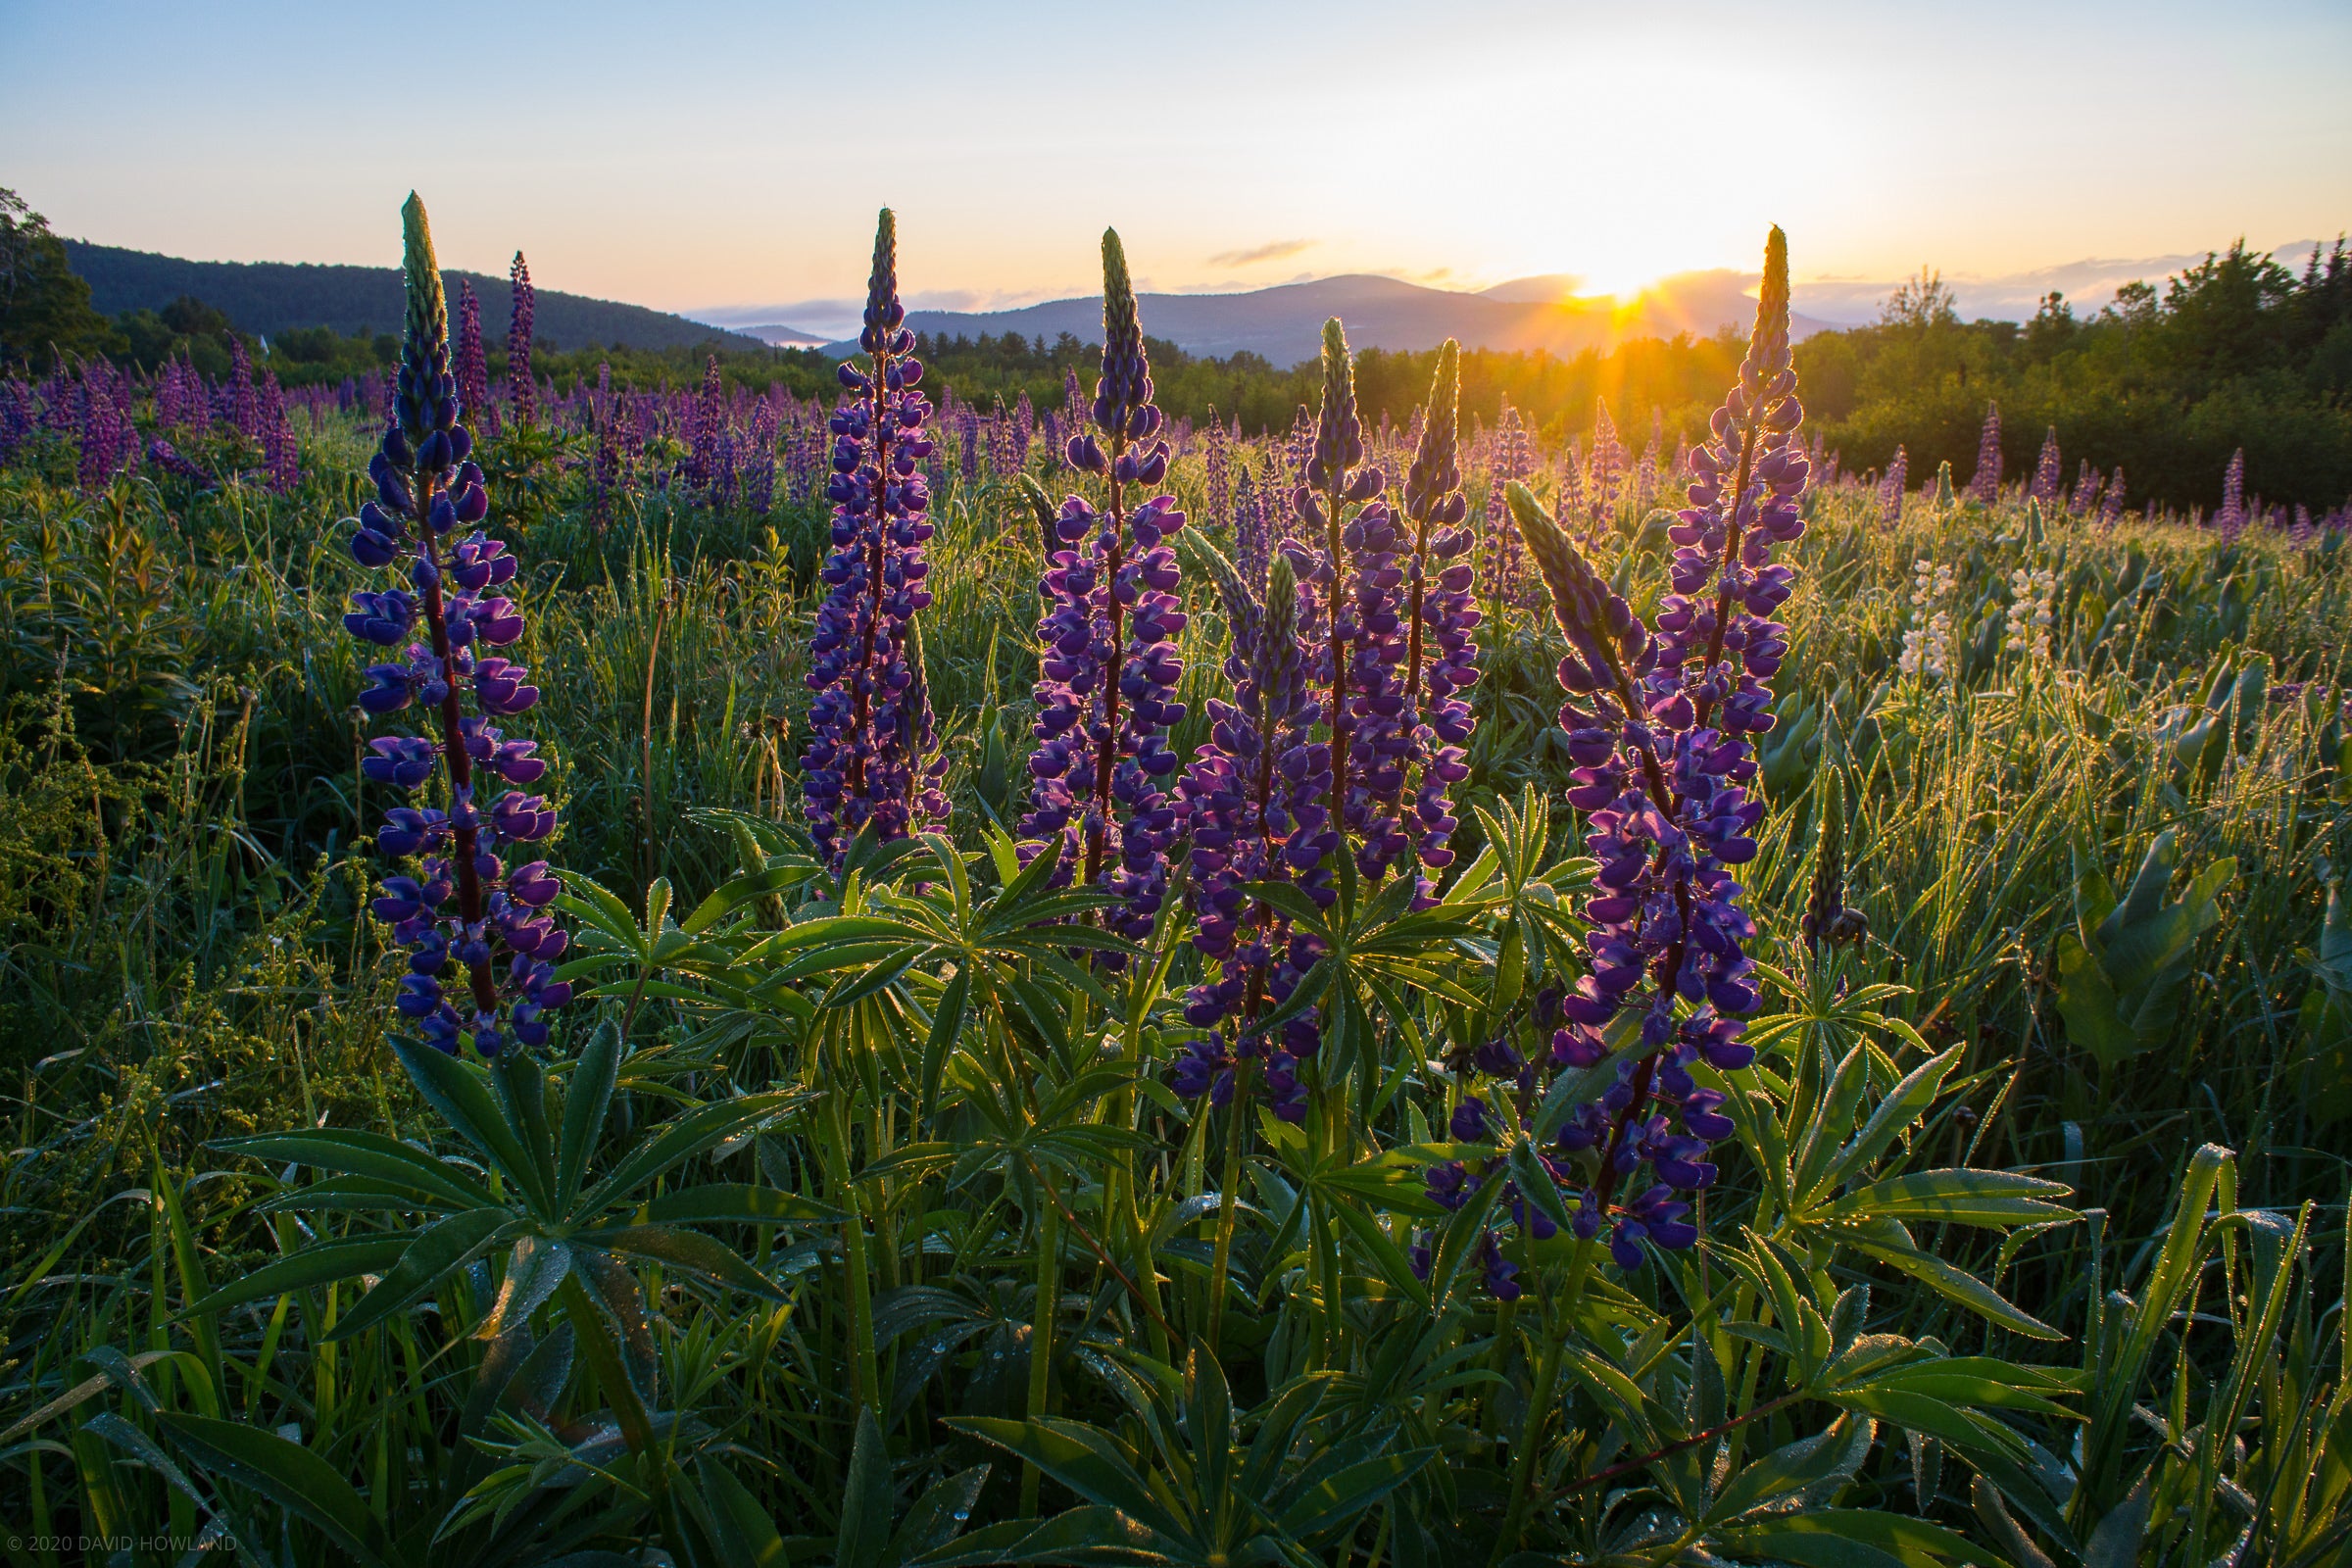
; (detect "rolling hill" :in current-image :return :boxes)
[64,240,770,353]
[819,270,1836,366]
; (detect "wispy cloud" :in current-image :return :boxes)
[1208,238,1317,268]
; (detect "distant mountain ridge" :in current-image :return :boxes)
[813,270,1837,367]
[64,240,771,353]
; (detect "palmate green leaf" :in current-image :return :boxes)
[476,1233,572,1341]
[1844,1223,2061,1339]
[1820,1168,2074,1228]
[1709,1412,1873,1524]
[391,1038,551,1213]
[838,1404,894,1568]
[182,1233,412,1320]
[642,1183,841,1226]
[1276,1448,1435,1543]
[211,1127,496,1211]
[1805,1045,1961,1200]
[1716,1508,2008,1568]
[329,1205,514,1341]
[908,1506,1165,1567]
[584,1222,785,1301]
[946,1416,1177,1539]
[154,1413,403,1568]
[557,1019,622,1212]
[678,861,817,935]
[574,1088,805,1216]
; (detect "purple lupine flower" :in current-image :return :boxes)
[345,194,568,1057]
[76,363,123,491]
[1173,545,1330,1120]
[2100,466,2127,525]
[145,437,214,487]
[1012,389,1035,470]
[2215,448,2246,543]
[227,337,259,442]
[1482,402,1533,607]
[2031,426,2062,503]
[1879,445,1908,522]
[2290,504,2316,549]
[1204,410,1231,539]
[260,370,301,493]
[1019,229,1189,940]
[455,281,489,440]
[2069,459,2101,516]
[1231,461,1269,591]
[800,210,948,867]
[1293,318,1413,885]
[507,251,536,426]
[691,355,722,493]
[1518,226,1806,1271]
[1968,401,2001,502]
[747,391,778,515]
[1398,340,1478,903]
[1584,397,1626,543]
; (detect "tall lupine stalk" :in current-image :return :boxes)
[345,194,567,1058]
[2216,448,2247,542]
[2031,425,2063,502]
[1525,225,1806,1271]
[2070,458,2101,516]
[2100,466,2127,525]
[1176,543,1328,1124]
[1879,443,1908,522]
[1204,409,1231,536]
[801,210,947,867]
[1397,340,1477,903]
[1583,395,1626,541]
[1968,400,2002,502]
[508,251,536,426]
[1022,230,1189,939]
[454,281,489,440]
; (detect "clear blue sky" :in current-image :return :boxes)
[4,0,2346,315]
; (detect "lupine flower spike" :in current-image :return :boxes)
[344,194,567,1057]
[1020,228,1189,941]
[1296,318,1411,885]
[1968,401,2001,503]
[800,210,948,867]
[508,251,536,425]
[1397,340,1478,903]
[1174,545,1328,1121]
[1517,225,1808,1271]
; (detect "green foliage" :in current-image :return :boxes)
[2053,830,2235,1072]
[2,396,2348,1567]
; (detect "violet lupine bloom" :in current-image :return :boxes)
[1968,401,2002,503]
[1204,411,1231,538]
[1584,397,1626,542]
[2216,448,2247,543]
[146,436,214,487]
[1292,318,1413,885]
[2031,427,2063,503]
[455,281,489,438]
[227,338,260,441]
[2100,467,2127,525]
[345,194,568,1057]
[1521,226,1806,1272]
[1173,545,1331,1121]
[75,364,125,491]
[1879,444,1908,522]
[508,251,536,426]
[260,370,301,493]
[1019,229,1189,940]
[2069,459,2101,516]
[1233,462,1270,591]
[800,210,948,867]
[1397,340,1479,902]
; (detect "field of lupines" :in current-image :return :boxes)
[1,195,2349,1568]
